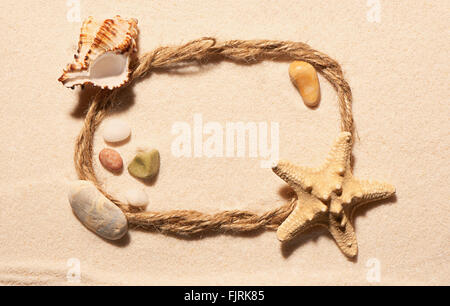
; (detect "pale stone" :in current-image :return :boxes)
[288,61,321,107]
[68,180,128,240]
[103,119,131,143]
[99,148,123,172]
[124,188,149,207]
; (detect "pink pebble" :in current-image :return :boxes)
[99,148,123,172]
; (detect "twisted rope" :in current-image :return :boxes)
[74,38,353,235]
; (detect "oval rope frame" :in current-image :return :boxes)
[74,37,354,235]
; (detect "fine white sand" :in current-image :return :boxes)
[0,0,448,285]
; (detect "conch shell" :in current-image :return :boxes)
[58,16,138,89]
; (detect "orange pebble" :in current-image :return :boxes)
[289,61,320,107]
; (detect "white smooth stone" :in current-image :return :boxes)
[68,180,128,240]
[103,118,131,143]
[124,188,149,207]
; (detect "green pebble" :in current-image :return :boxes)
[128,149,160,179]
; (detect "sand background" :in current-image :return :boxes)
[0,0,448,285]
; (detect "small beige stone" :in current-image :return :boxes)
[68,180,128,240]
[288,61,321,107]
[99,148,123,172]
[124,188,149,207]
[128,149,160,180]
[103,118,131,143]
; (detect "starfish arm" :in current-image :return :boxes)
[342,179,396,207]
[328,212,358,258]
[310,132,353,201]
[272,160,315,192]
[359,180,396,202]
[346,180,396,222]
[277,195,328,242]
[322,132,352,176]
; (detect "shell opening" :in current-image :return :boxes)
[62,52,130,89]
[89,52,130,88]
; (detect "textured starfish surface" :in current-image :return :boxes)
[272,132,395,257]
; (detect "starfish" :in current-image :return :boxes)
[272,132,395,257]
